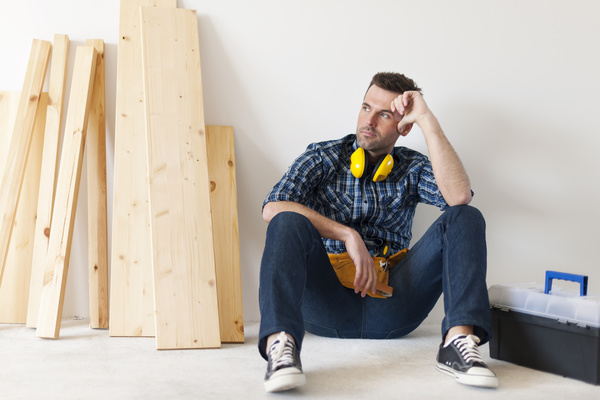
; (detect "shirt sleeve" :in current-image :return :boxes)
[416,158,475,211]
[415,158,449,211]
[262,143,324,211]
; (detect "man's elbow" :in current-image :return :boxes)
[447,189,472,207]
[262,202,276,223]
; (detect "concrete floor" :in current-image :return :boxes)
[1,319,599,399]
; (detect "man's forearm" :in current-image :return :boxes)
[417,114,472,206]
[262,200,356,243]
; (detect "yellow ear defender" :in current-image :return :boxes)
[350,148,367,179]
[350,148,394,182]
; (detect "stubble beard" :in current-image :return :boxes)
[356,126,382,152]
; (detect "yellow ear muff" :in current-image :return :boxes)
[350,147,366,178]
[372,154,394,182]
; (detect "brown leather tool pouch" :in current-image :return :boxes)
[328,249,407,299]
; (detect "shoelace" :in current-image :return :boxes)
[268,332,296,369]
[454,334,485,364]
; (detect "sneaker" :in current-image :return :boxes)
[436,334,498,388]
[264,332,306,392]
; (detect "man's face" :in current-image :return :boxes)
[356,85,402,161]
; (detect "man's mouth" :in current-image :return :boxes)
[359,127,377,138]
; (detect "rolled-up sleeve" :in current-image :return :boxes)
[415,159,449,211]
[262,144,324,211]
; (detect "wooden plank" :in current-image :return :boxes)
[0,92,19,174]
[0,39,51,286]
[85,39,108,329]
[36,46,97,339]
[110,0,177,338]
[26,34,70,328]
[0,92,45,322]
[0,92,23,321]
[140,7,221,349]
[206,126,244,343]
[0,93,47,323]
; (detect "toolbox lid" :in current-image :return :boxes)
[488,283,600,328]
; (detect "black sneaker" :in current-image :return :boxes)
[436,334,498,388]
[264,332,306,392]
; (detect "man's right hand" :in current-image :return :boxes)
[343,231,376,297]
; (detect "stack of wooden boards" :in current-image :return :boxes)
[110,0,244,350]
[0,0,244,350]
[0,36,108,338]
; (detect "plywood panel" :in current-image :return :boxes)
[206,126,244,343]
[26,34,70,328]
[86,39,108,329]
[0,39,51,286]
[36,46,97,339]
[140,7,221,349]
[110,0,177,338]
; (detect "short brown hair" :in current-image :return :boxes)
[367,72,422,96]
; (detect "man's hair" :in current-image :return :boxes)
[367,72,422,96]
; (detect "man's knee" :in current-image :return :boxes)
[267,211,317,239]
[269,211,310,228]
[444,204,485,229]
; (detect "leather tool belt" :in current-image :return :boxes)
[328,249,408,299]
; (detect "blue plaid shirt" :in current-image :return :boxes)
[263,134,449,254]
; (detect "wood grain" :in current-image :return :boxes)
[26,34,70,328]
[206,126,244,343]
[0,92,46,322]
[0,39,50,286]
[141,7,221,349]
[86,39,109,329]
[0,92,19,190]
[110,0,177,338]
[36,46,97,339]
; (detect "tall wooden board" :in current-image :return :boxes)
[27,34,70,328]
[0,92,46,322]
[0,92,22,321]
[206,126,244,343]
[140,7,221,349]
[86,39,108,329]
[0,92,19,184]
[0,39,51,285]
[36,46,97,339]
[110,0,177,338]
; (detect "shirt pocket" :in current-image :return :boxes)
[379,194,406,231]
[316,186,353,223]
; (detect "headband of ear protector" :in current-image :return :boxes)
[350,148,394,182]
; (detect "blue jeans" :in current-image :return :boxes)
[258,205,492,359]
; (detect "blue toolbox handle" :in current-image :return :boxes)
[544,270,588,296]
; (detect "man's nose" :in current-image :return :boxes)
[366,113,376,126]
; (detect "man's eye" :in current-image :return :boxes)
[381,113,390,119]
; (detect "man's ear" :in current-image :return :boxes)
[397,123,413,137]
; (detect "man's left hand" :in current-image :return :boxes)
[390,91,432,135]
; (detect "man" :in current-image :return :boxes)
[259,72,497,392]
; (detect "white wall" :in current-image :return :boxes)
[1,0,599,324]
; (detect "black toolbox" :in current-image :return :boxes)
[488,271,600,384]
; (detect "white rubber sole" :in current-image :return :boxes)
[436,363,498,388]
[264,368,306,392]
